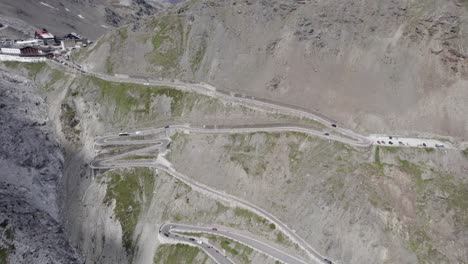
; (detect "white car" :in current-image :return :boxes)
[196,240,202,245]
[135,131,141,135]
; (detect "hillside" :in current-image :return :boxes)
[1,61,466,264]
[79,0,468,137]
[0,0,186,39]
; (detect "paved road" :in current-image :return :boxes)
[91,131,328,263]
[162,223,311,264]
[160,224,234,264]
[50,59,459,150]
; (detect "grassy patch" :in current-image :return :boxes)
[48,69,65,86]
[425,147,434,153]
[218,238,253,263]
[102,168,156,256]
[1,61,20,69]
[154,244,208,264]
[89,76,189,117]
[463,148,468,159]
[23,62,46,79]
[149,16,184,69]
[276,232,285,243]
[234,207,268,225]
[374,147,385,175]
[123,155,156,160]
[0,247,8,264]
[190,33,207,73]
[118,27,129,41]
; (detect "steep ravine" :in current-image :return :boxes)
[0,69,82,263]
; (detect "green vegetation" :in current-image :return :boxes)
[0,247,8,264]
[2,61,46,80]
[1,61,20,69]
[190,33,207,73]
[89,76,189,117]
[374,147,385,175]
[150,16,185,69]
[463,148,468,158]
[118,27,129,41]
[432,173,468,227]
[269,223,276,230]
[48,69,65,86]
[398,158,424,191]
[425,147,434,153]
[234,207,269,225]
[123,155,156,160]
[276,232,285,243]
[101,168,156,256]
[154,244,208,264]
[23,62,46,79]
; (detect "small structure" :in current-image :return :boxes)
[0,47,20,55]
[35,29,54,40]
[16,39,43,46]
[20,46,40,56]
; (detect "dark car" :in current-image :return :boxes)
[389,136,393,139]
[165,125,170,129]
[164,233,169,237]
[389,141,393,145]
[212,228,218,231]
[189,238,195,241]
[324,259,333,264]
[324,133,330,136]
[331,124,337,127]
[399,141,404,145]
[423,143,427,147]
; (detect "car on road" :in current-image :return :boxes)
[165,125,170,129]
[435,144,445,148]
[324,133,330,136]
[399,141,404,145]
[164,233,169,237]
[377,141,381,144]
[118,132,129,136]
[212,228,218,231]
[388,141,393,145]
[189,238,195,241]
[135,131,141,135]
[331,124,337,127]
[324,259,333,264]
[196,240,202,245]
[423,143,427,147]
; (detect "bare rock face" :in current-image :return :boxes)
[0,70,82,263]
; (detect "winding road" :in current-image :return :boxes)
[160,223,311,264]
[49,54,460,264]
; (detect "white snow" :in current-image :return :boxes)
[40,2,57,10]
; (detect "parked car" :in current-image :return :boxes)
[331,124,337,127]
[118,132,129,136]
[324,133,330,136]
[212,228,218,231]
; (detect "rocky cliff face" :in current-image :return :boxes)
[81,0,468,137]
[0,70,82,263]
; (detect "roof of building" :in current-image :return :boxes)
[36,29,54,39]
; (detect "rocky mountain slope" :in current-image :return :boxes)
[0,0,186,39]
[0,69,82,263]
[1,61,466,264]
[80,0,468,137]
